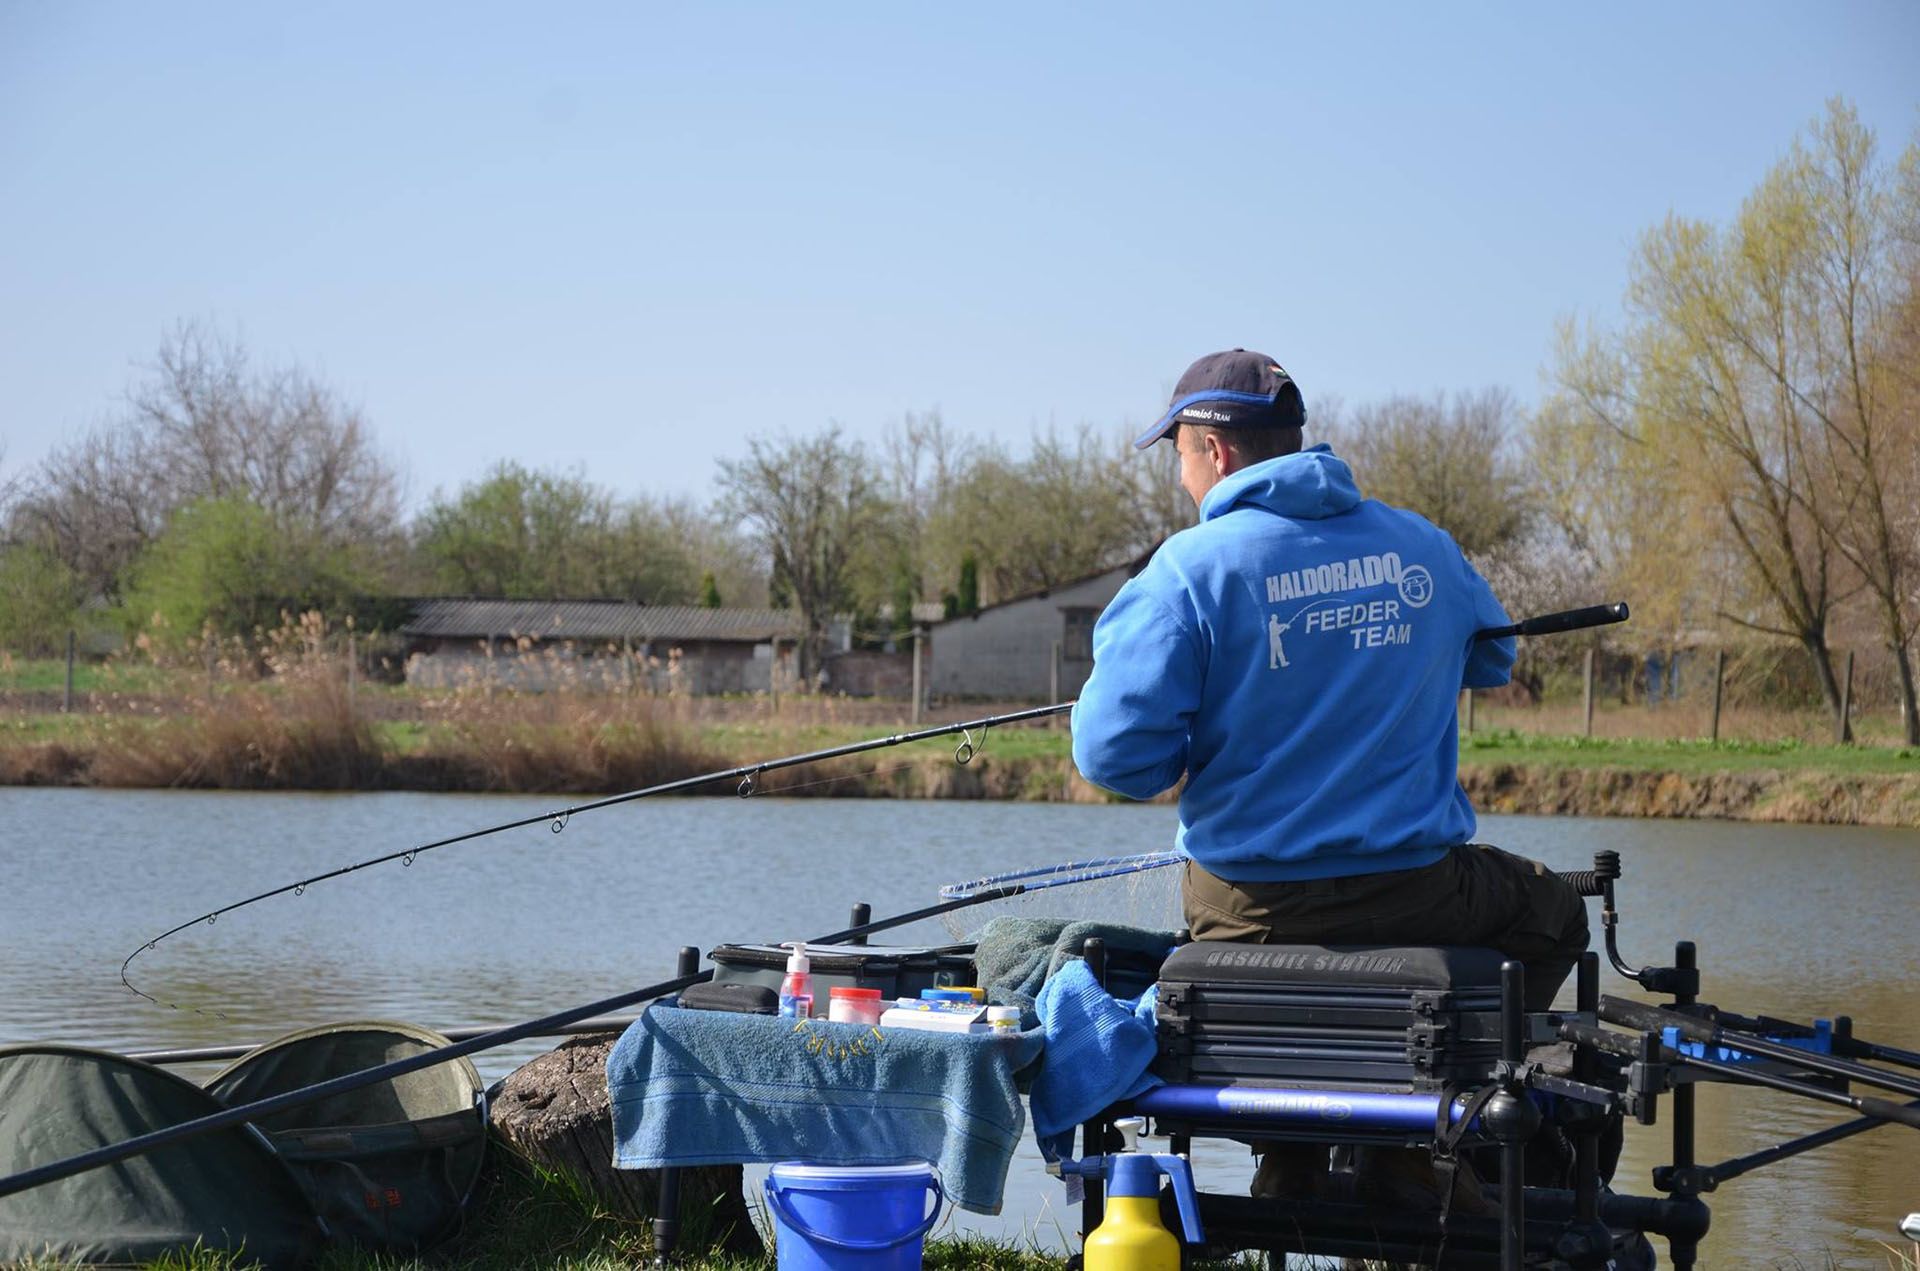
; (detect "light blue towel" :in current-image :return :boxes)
[608,1005,1043,1215]
[1028,960,1163,1162]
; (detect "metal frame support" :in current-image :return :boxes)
[1667,941,1700,1271]
[1572,952,1602,1229]
[1080,936,1108,1244]
[1498,961,1527,1271]
[652,945,703,1266]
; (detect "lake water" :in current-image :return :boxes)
[1,787,1915,1267]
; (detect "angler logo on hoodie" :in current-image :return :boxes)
[1263,552,1431,670]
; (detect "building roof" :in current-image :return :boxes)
[928,549,1157,628]
[401,598,804,643]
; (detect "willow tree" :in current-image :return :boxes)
[1541,101,1919,737]
[1529,324,1711,641]
[1783,104,1920,742]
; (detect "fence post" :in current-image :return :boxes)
[911,626,924,725]
[1583,649,1596,738]
[1050,639,1062,728]
[1464,687,1476,733]
[346,632,357,715]
[1709,649,1725,744]
[770,638,781,712]
[1837,650,1854,744]
[63,629,76,713]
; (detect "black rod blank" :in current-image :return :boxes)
[1600,996,1920,1102]
[119,702,1069,1004]
[1475,602,1629,642]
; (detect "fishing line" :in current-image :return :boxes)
[118,702,1067,1012]
[115,602,1627,1011]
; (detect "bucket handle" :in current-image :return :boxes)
[763,1171,946,1252]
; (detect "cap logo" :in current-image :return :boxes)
[1181,407,1233,423]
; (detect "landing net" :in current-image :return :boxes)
[936,851,1185,940]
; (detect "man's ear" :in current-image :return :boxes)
[1203,430,1237,477]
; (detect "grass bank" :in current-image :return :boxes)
[4,670,1919,826]
[24,1133,1257,1271]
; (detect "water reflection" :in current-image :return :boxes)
[1,789,1914,1265]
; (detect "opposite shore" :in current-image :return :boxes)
[5,692,1918,828]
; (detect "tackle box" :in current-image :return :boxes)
[707,942,977,1000]
[1153,943,1509,1092]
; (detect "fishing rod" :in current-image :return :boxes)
[938,602,1631,902]
[1477,601,1629,642]
[123,602,1627,1007]
[1560,1018,1920,1131]
[1598,996,1920,1102]
[17,600,1637,1196]
[0,885,1025,1201]
[128,1016,645,1067]
[119,701,1071,1009]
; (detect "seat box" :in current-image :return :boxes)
[1154,943,1508,1092]
[708,942,976,1001]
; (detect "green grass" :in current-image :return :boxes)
[0,713,104,744]
[1458,728,1920,775]
[22,1140,1268,1271]
[0,656,181,695]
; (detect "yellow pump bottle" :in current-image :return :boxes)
[1071,1117,1203,1271]
[1083,1194,1182,1271]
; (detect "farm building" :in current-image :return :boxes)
[400,599,804,695]
[925,554,1151,701]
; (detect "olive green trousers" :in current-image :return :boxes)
[1182,845,1591,1010]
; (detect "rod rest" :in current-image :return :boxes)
[1558,850,1619,898]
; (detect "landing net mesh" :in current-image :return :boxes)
[936,852,1186,940]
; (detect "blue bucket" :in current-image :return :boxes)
[764,1161,945,1271]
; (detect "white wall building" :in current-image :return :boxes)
[926,555,1150,701]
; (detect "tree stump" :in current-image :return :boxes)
[489,1032,763,1258]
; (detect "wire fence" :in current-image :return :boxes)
[5,624,1916,749]
[1469,644,1915,748]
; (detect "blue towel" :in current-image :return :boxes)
[1027,960,1163,1162]
[607,1005,1044,1215]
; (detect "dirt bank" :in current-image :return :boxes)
[1458,762,1920,827]
[5,738,1919,828]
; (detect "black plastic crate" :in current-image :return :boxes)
[708,942,976,1000]
[1155,943,1508,1092]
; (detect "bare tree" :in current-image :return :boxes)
[926,424,1167,605]
[1329,387,1532,558]
[128,322,401,541]
[715,427,886,680]
[7,425,171,599]
[8,322,402,599]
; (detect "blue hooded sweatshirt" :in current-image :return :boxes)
[1071,445,1513,882]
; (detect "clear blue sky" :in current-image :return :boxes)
[3,3,1916,510]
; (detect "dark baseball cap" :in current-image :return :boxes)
[1133,348,1306,449]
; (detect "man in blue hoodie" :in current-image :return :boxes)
[1071,350,1589,1199]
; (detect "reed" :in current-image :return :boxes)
[406,696,725,794]
[82,669,384,790]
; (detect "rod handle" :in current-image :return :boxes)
[1859,1097,1920,1131]
[1476,602,1629,642]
